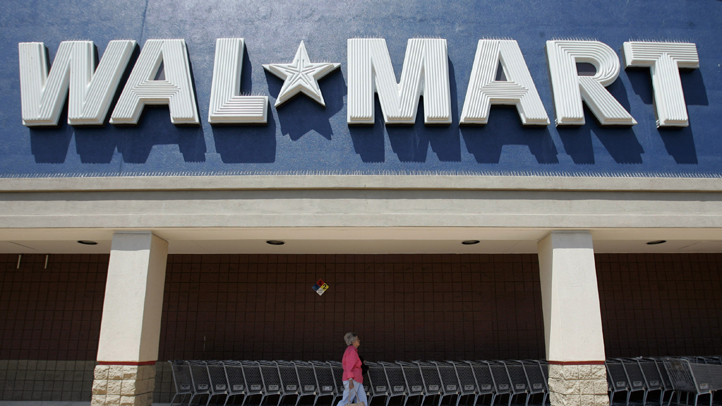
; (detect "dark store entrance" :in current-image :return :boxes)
[1,253,721,402]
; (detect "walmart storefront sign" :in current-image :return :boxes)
[19,38,699,130]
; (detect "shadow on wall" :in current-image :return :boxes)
[347,58,710,167]
[211,109,278,164]
[386,60,462,163]
[26,53,710,168]
[29,112,75,164]
[212,45,277,164]
[30,107,208,164]
[626,67,708,165]
[556,78,643,165]
[348,58,463,163]
[266,67,345,142]
[349,57,561,165]
[348,100,386,163]
[460,107,559,164]
[29,44,208,165]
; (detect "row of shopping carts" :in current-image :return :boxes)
[610,357,722,406]
[168,360,549,406]
[168,357,722,406]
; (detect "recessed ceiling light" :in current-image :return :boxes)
[77,240,98,245]
[266,240,285,246]
[462,240,480,245]
[646,240,667,245]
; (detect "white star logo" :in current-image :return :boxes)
[263,41,340,107]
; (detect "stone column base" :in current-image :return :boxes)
[548,363,609,406]
[91,364,156,406]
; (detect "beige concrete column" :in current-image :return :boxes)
[538,231,608,406]
[92,231,169,406]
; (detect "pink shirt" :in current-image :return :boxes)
[341,345,363,383]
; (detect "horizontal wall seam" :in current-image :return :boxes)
[548,360,606,365]
[97,361,156,366]
[0,175,721,193]
[2,214,722,229]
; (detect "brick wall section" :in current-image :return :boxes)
[0,254,107,360]
[596,253,722,357]
[0,360,95,401]
[0,254,106,401]
[1,253,722,402]
[157,254,545,362]
[153,254,546,402]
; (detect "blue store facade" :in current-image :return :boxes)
[0,1,721,405]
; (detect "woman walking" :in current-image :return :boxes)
[337,332,368,406]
